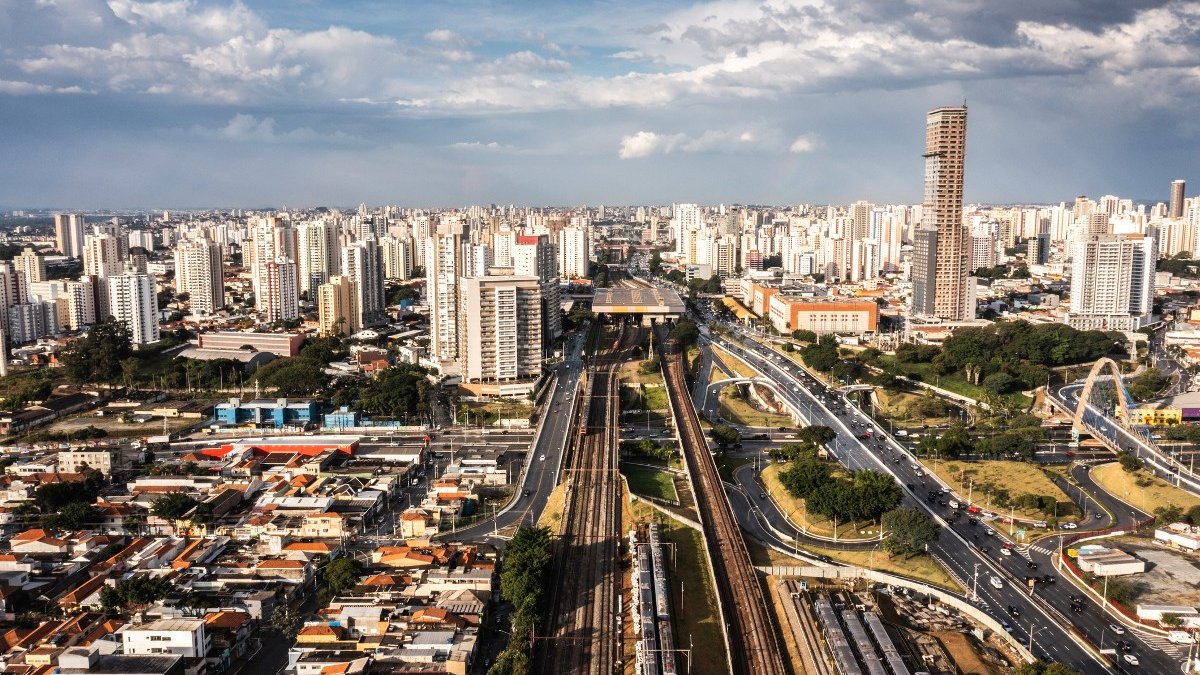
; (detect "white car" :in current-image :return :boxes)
[539,454,546,461]
[1109,624,1126,635]
[984,527,995,536]
[989,576,1003,590]
[1061,522,1078,530]
[1123,654,1139,666]
[1001,548,1012,556]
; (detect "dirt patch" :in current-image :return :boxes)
[933,631,1000,675]
[1113,537,1200,607]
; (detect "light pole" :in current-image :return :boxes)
[1027,623,1042,656]
[972,563,981,601]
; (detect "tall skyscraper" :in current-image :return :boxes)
[426,221,467,363]
[1066,234,1155,331]
[317,275,360,337]
[380,235,411,280]
[910,229,938,316]
[108,273,159,345]
[1171,179,1186,219]
[911,106,971,320]
[458,275,543,383]
[297,220,340,295]
[513,234,562,346]
[83,233,121,279]
[54,214,86,258]
[174,238,225,315]
[341,238,387,327]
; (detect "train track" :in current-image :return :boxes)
[659,331,790,675]
[539,324,640,674]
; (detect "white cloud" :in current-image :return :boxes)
[618,131,687,159]
[448,141,516,151]
[788,134,819,154]
[184,114,351,144]
[620,128,799,158]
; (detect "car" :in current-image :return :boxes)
[1026,561,1038,570]
[523,489,532,497]
[990,576,1004,590]
[1007,605,1020,617]
[1116,640,1135,652]
[1071,603,1084,613]
[1123,654,1139,667]
[1041,575,1056,584]
[760,492,767,499]
[984,527,995,536]
[1109,624,1126,635]
[1001,548,1012,556]
[538,454,546,461]
[1095,513,1103,520]
[1060,522,1078,530]
[967,518,978,526]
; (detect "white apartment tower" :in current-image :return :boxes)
[108,272,159,345]
[259,256,299,324]
[458,275,543,383]
[174,238,224,315]
[514,234,562,346]
[54,214,86,258]
[557,226,590,279]
[380,235,411,280]
[1066,234,1155,331]
[297,220,340,295]
[341,238,387,327]
[426,221,467,363]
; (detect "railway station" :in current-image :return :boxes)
[592,286,686,324]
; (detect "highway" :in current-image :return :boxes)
[707,329,1184,674]
[441,328,590,542]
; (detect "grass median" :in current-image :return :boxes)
[1091,461,1200,514]
[620,463,679,503]
[928,460,1079,523]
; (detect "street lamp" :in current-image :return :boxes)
[1027,623,1043,656]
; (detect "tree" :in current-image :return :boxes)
[881,508,940,556]
[668,319,699,347]
[1161,613,1185,628]
[34,477,101,511]
[324,557,363,594]
[1116,450,1142,473]
[59,319,133,384]
[151,492,199,520]
[779,458,830,499]
[709,424,741,453]
[270,602,300,638]
[792,329,817,343]
[801,335,839,372]
[1155,503,1185,524]
[360,364,431,421]
[42,502,101,530]
[850,470,903,520]
[1013,662,1081,675]
[101,575,174,611]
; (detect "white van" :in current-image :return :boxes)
[948,500,960,509]
[989,576,1003,590]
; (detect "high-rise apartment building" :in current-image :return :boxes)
[317,275,360,337]
[1066,234,1155,331]
[911,106,971,320]
[910,229,938,316]
[297,220,340,295]
[341,238,387,327]
[259,257,299,324]
[380,235,411,280]
[83,232,121,279]
[1171,179,1186,220]
[54,214,86,258]
[556,226,590,279]
[108,273,159,345]
[426,221,467,363]
[513,234,562,346]
[174,238,225,315]
[458,275,543,383]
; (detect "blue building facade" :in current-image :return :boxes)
[213,398,320,429]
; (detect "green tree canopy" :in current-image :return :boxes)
[881,508,940,556]
[151,492,199,520]
[324,557,363,594]
[359,364,431,421]
[60,319,133,383]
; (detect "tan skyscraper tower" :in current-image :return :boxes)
[912,106,971,320]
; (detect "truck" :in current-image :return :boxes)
[1169,631,1196,645]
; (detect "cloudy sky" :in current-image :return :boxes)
[0,0,1197,209]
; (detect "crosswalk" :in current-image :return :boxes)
[1030,544,1055,556]
[1135,630,1187,657]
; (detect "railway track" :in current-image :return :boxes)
[539,323,640,674]
[659,331,789,675]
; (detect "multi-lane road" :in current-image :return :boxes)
[709,329,1185,674]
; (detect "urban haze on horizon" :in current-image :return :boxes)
[1,0,1198,208]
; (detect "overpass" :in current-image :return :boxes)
[1047,357,1200,496]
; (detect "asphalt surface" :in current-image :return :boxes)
[439,329,591,543]
[709,330,1187,674]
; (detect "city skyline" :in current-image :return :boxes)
[0,0,1197,208]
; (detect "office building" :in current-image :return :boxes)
[317,275,360,337]
[768,296,879,335]
[341,238,387,327]
[108,272,159,345]
[259,257,299,324]
[458,275,543,385]
[174,238,224,315]
[1067,234,1155,331]
[1171,179,1187,220]
[54,214,86,258]
[911,106,971,320]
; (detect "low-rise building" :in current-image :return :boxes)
[122,618,209,659]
